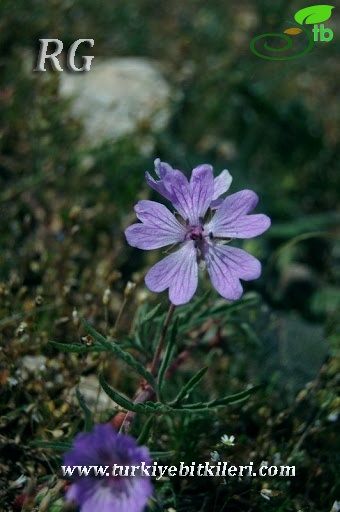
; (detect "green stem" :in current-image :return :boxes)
[121,302,176,433]
[150,303,176,376]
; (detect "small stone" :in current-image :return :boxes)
[66,374,115,414]
[20,356,47,380]
[59,58,171,150]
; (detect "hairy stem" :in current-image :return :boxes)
[119,302,176,433]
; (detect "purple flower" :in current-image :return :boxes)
[63,424,152,512]
[125,160,271,305]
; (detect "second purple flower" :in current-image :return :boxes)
[125,160,271,305]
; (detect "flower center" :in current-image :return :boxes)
[188,225,204,241]
[185,222,211,255]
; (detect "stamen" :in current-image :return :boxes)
[209,232,213,239]
[214,237,233,242]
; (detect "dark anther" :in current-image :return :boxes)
[194,241,198,249]
[209,232,213,239]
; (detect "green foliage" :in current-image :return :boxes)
[30,441,72,451]
[99,373,259,414]
[76,387,93,432]
[158,316,179,393]
[49,340,107,354]
[170,367,208,405]
[83,319,158,392]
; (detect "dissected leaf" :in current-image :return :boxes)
[82,319,157,392]
[171,367,208,405]
[133,401,171,413]
[76,387,93,432]
[294,5,334,25]
[49,340,108,354]
[99,374,137,412]
[142,303,162,323]
[207,385,262,407]
[284,28,303,35]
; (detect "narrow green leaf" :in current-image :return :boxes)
[30,440,72,451]
[158,316,179,391]
[82,319,157,392]
[99,374,138,412]
[207,385,261,407]
[170,386,261,412]
[49,340,108,354]
[172,367,208,405]
[180,291,211,320]
[76,387,93,432]
[134,402,171,414]
[142,303,162,323]
[209,295,259,316]
[177,295,258,334]
[137,416,154,445]
[238,322,261,347]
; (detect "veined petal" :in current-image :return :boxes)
[206,190,271,239]
[134,200,184,231]
[145,243,198,305]
[162,169,190,220]
[146,161,215,224]
[145,172,173,201]
[203,243,262,300]
[163,164,214,224]
[125,200,186,250]
[154,158,174,178]
[209,214,271,239]
[210,198,224,210]
[213,169,233,200]
[145,160,177,201]
[189,164,215,221]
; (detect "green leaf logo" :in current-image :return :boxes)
[294,5,334,25]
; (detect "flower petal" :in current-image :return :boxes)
[206,190,271,238]
[154,158,174,179]
[203,243,262,300]
[125,200,186,250]
[63,424,152,512]
[145,243,198,305]
[146,161,215,224]
[212,169,233,200]
[163,164,214,224]
[79,477,152,512]
[145,159,177,201]
[189,164,215,221]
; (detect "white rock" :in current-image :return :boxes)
[20,355,47,379]
[66,374,119,414]
[59,58,171,148]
